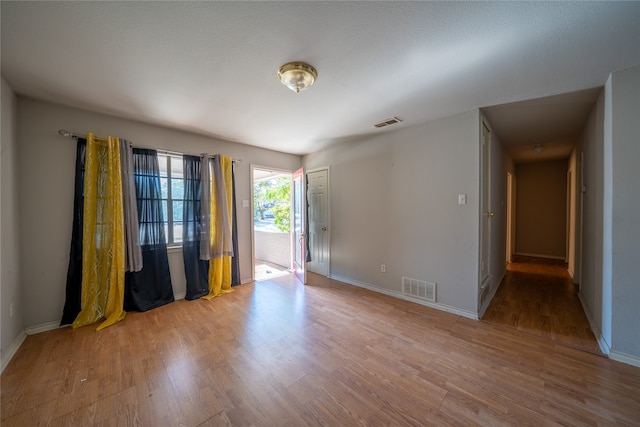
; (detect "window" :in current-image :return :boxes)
[158,152,184,246]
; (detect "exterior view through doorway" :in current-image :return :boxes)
[251,166,293,281]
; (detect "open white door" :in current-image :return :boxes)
[292,167,306,284]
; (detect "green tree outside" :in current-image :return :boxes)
[254,176,290,232]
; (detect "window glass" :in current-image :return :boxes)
[157,153,183,246]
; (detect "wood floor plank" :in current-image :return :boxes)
[483,255,602,354]
[2,272,639,426]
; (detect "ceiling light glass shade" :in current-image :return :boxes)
[278,62,317,93]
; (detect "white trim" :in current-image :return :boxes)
[24,321,62,335]
[578,291,611,354]
[167,245,183,254]
[174,291,186,301]
[514,252,566,260]
[1,330,27,373]
[330,274,479,320]
[609,351,640,368]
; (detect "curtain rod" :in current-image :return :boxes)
[58,129,241,163]
[58,129,109,142]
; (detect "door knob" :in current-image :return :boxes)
[322,226,327,231]
[487,212,495,217]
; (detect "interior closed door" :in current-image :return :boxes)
[307,169,329,276]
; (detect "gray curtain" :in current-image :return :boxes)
[120,139,143,272]
[199,154,211,260]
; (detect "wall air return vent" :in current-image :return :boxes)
[402,277,436,302]
[374,117,403,128]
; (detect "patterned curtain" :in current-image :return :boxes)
[72,133,126,330]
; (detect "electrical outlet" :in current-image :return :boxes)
[381,264,386,273]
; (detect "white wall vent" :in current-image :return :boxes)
[374,117,403,128]
[402,277,436,302]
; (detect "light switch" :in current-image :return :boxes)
[242,199,249,208]
[458,194,466,205]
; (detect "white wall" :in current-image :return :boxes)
[607,65,640,360]
[254,230,291,268]
[16,98,301,329]
[580,65,640,363]
[579,87,607,350]
[304,110,481,316]
[1,78,24,360]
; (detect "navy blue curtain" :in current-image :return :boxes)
[231,166,240,286]
[124,148,174,311]
[61,138,86,325]
[182,155,209,299]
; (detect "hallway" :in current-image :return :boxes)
[483,256,601,355]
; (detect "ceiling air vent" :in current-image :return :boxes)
[374,117,403,128]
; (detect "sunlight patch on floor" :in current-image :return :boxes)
[255,261,291,281]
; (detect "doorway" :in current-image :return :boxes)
[251,166,293,281]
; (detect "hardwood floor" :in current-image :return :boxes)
[483,255,602,355]
[3,272,640,425]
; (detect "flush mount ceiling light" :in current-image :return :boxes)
[277,62,317,93]
[533,144,544,154]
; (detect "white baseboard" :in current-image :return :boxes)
[330,274,478,320]
[1,330,27,374]
[609,351,640,368]
[24,321,63,335]
[577,291,611,355]
[514,252,566,260]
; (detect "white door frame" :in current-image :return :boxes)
[506,171,514,264]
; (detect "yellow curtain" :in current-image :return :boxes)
[204,155,234,299]
[72,133,126,330]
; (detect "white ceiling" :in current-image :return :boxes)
[2,2,639,157]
